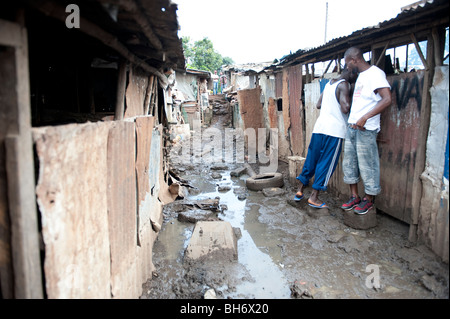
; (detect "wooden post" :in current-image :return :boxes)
[114,60,127,120]
[0,18,44,299]
[410,33,428,70]
[143,75,154,115]
[409,33,435,242]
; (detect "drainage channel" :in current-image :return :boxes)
[181,170,291,299]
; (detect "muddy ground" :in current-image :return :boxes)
[141,98,449,300]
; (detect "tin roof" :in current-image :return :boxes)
[271,0,448,69]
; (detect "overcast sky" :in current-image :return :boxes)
[174,0,417,64]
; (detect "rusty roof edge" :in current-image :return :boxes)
[272,0,448,69]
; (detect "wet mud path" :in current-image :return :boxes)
[141,98,448,299]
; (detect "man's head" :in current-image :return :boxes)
[341,64,358,84]
[344,47,365,73]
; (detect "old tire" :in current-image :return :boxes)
[245,173,284,191]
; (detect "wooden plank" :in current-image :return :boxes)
[288,64,304,157]
[114,60,127,120]
[410,33,428,69]
[0,20,43,299]
[107,121,138,298]
[124,67,149,118]
[34,123,112,298]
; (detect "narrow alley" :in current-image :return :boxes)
[0,0,448,302]
[141,95,448,299]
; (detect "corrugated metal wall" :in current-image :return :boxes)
[33,116,165,298]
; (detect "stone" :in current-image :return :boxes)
[262,187,286,197]
[204,288,217,299]
[343,207,377,230]
[185,221,238,261]
[230,166,247,177]
[287,156,306,185]
[211,172,222,179]
[177,209,219,223]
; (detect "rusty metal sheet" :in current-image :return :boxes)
[267,97,278,129]
[237,87,264,159]
[107,121,138,298]
[238,87,263,133]
[288,64,304,156]
[34,122,112,299]
[124,68,149,119]
[376,71,425,224]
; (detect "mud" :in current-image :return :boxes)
[141,98,449,300]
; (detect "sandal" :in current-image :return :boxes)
[307,199,329,209]
[294,192,304,201]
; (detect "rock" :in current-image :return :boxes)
[204,288,217,299]
[233,227,242,239]
[262,187,286,197]
[420,275,445,296]
[185,221,238,261]
[343,207,377,230]
[211,172,222,179]
[326,231,345,243]
[210,164,228,171]
[337,235,361,253]
[230,167,247,177]
[177,209,219,223]
[218,185,232,192]
[290,281,313,299]
[237,194,247,200]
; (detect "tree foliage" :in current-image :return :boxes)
[182,36,233,72]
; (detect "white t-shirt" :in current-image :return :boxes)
[313,79,349,139]
[348,66,390,131]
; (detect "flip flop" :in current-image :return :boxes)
[307,199,329,209]
[294,192,304,201]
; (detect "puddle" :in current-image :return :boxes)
[181,171,291,298]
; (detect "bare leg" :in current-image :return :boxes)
[349,184,359,198]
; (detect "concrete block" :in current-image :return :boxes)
[288,156,305,185]
[343,207,377,230]
[230,166,247,177]
[185,221,238,262]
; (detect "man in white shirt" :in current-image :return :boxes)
[294,67,357,209]
[341,47,392,214]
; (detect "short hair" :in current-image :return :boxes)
[344,47,364,61]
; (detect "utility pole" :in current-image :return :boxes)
[324,2,328,44]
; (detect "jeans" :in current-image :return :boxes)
[213,82,218,95]
[343,126,381,195]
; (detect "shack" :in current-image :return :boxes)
[230,0,449,262]
[0,0,185,298]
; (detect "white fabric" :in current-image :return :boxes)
[313,79,349,139]
[348,66,390,131]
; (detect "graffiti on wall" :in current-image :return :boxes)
[389,72,424,111]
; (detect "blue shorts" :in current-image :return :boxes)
[297,133,342,191]
[343,126,381,195]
